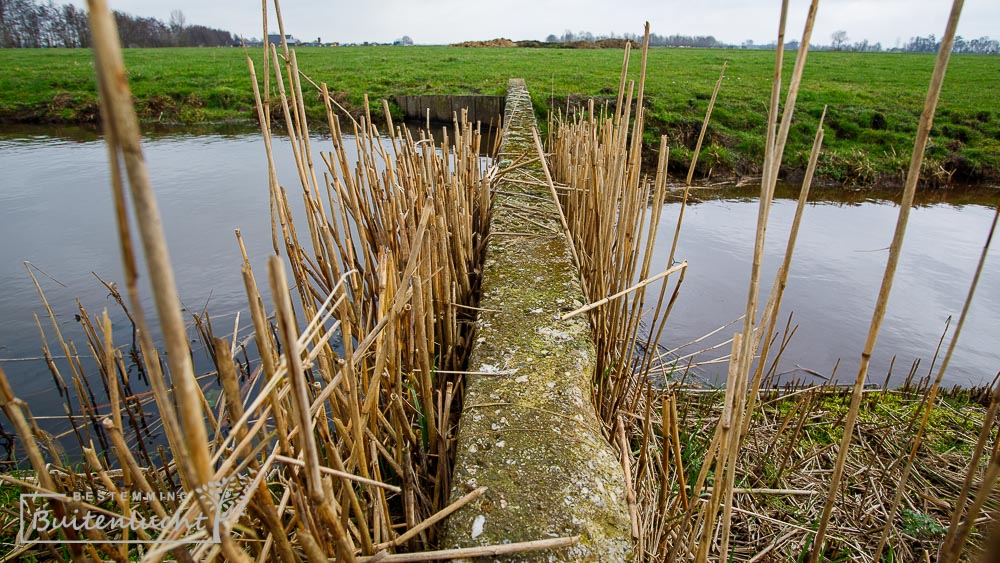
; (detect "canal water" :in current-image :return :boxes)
[647,183,999,388]
[0,124,997,442]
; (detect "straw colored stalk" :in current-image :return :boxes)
[874,205,997,559]
[740,106,827,439]
[810,1,965,559]
[693,2,817,558]
[86,0,210,491]
[665,61,728,269]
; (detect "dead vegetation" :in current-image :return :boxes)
[544,1,1000,561]
[1,0,998,561]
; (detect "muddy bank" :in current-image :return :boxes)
[4,95,999,189]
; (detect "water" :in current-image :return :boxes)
[648,184,1000,388]
[0,125,998,440]
[0,124,340,447]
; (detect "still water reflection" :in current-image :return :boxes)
[0,125,997,443]
[0,124,340,438]
[648,184,999,388]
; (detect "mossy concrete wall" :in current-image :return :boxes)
[393,95,504,124]
[442,79,632,561]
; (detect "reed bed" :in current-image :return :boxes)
[545,0,999,560]
[0,0,508,559]
[3,0,999,561]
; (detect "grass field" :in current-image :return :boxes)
[2,46,999,185]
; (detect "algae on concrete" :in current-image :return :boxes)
[442,79,632,561]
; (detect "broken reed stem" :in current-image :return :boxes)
[810,4,965,558]
[373,486,487,551]
[356,536,580,562]
[274,455,401,492]
[561,261,687,320]
[532,125,582,271]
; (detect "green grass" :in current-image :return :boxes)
[2,46,999,184]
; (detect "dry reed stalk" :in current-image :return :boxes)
[532,126,582,271]
[695,333,743,563]
[373,486,487,551]
[874,205,997,559]
[740,107,827,440]
[688,4,819,559]
[88,0,212,488]
[665,62,727,269]
[810,1,965,559]
[561,261,687,320]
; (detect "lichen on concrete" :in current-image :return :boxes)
[442,79,632,561]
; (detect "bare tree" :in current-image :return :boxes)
[0,0,234,47]
[831,30,849,50]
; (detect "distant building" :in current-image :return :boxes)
[267,33,301,46]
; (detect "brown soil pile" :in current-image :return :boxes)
[595,38,636,49]
[451,38,516,47]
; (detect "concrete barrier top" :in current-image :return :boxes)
[443,78,632,561]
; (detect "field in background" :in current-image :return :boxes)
[2,46,999,184]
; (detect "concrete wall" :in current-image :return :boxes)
[442,79,632,561]
[393,95,505,125]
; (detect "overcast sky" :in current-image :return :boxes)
[69,0,998,47]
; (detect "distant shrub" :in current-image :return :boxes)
[832,119,861,140]
[941,124,973,144]
[870,112,887,130]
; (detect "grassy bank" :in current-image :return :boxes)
[2,46,999,184]
[666,384,1000,560]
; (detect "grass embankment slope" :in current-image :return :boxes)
[2,46,999,185]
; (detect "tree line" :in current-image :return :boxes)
[900,34,998,54]
[546,30,722,48]
[543,28,999,54]
[822,31,998,54]
[0,0,237,48]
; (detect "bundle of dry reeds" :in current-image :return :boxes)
[544,24,687,432]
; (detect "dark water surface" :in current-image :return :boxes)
[0,124,337,438]
[648,184,999,388]
[0,125,998,442]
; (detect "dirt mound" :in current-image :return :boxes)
[595,38,636,49]
[451,38,516,47]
